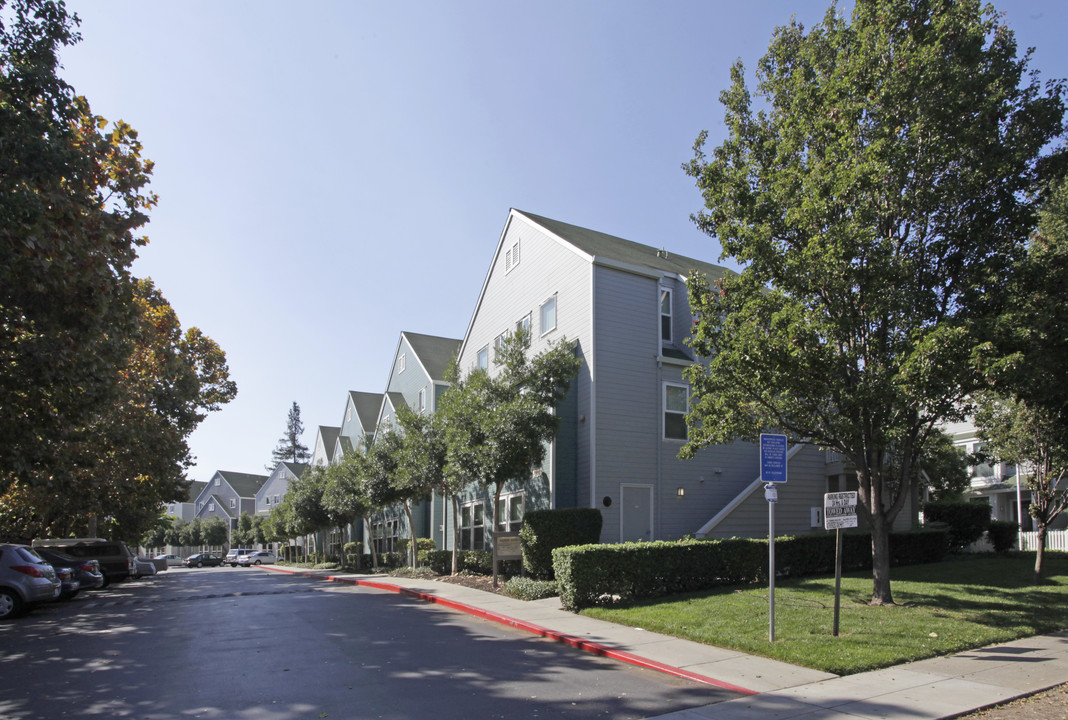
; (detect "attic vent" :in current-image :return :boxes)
[657,248,669,259]
[505,240,521,273]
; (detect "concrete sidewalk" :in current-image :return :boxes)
[266,566,1068,720]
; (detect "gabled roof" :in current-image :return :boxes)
[281,462,308,478]
[385,391,407,415]
[317,426,341,463]
[208,494,235,518]
[217,470,269,499]
[515,210,732,283]
[338,435,355,455]
[348,391,382,434]
[186,481,207,503]
[402,332,461,381]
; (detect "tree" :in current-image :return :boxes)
[179,518,203,549]
[277,464,330,545]
[974,178,1068,582]
[919,431,969,502]
[1,0,157,496]
[202,516,228,549]
[321,450,373,564]
[975,396,1067,581]
[440,330,582,543]
[268,402,311,470]
[0,278,237,542]
[683,0,1064,604]
[393,406,447,567]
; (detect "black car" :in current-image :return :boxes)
[31,538,135,587]
[185,553,223,568]
[34,548,105,596]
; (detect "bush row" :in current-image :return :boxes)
[552,529,949,611]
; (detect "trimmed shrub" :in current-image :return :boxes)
[426,549,493,575]
[553,529,949,611]
[396,537,437,565]
[987,521,1018,553]
[503,576,559,601]
[924,501,991,551]
[520,508,603,578]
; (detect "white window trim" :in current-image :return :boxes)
[505,240,521,274]
[663,382,689,441]
[398,353,406,373]
[659,286,673,344]
[495,492,525,533]
[230,498,236,509]
[540,294,558,336]
[417,387,426,413]
[477,345,489,371]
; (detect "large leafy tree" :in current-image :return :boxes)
[392,405,447,568]
[0,0,157,495]
[268,402,311,469]
[440,330,582,539]
[0,279,236,542]
[683,0,1064,604]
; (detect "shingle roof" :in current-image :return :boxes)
[186,481,207,503]
[403,332,461,381]
[281,462,308,478]
[516,210,732,284]
[318,426,341,462]
[217,471,269,498]
[209,494,235,517]
[385,392,407,415]
[348,391,382,434]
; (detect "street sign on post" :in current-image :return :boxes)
[760,434,788,484]
[824,491,858,636]
[760,434,787,642]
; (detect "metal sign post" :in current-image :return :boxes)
[761,434,788,643]
[824,491,858,637]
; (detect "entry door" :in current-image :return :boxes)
[620,485,653,542]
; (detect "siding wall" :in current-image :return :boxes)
[387,336,432,413]
[257,471,291,515]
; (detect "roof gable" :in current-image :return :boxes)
[402,332,461,381]
[218,470,270,498]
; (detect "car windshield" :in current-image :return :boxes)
[14,547,45,563]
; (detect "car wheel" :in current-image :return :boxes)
[254,560,261,565]
[197,561,203,568]
[0,589,24,620]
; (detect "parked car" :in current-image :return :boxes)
[185,553,222,568]
[50,566,80,601]
[31,538,135,587]
[33,548,103,597]
[0,544,61,619]
[224,548,254,567]
[236,551,276,567]
[132,558,157,578]
[153,554,183,567]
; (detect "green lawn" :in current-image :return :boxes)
[580,552,1068,676]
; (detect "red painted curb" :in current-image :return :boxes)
[264,566,757,695]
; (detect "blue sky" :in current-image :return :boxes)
[58,1,1068,482]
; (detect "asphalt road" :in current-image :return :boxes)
[0,566,738,719]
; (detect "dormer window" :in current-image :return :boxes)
[660,287,673,343]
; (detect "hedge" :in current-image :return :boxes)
[987,521,1018,553]
[923,501,990,551]
[519,507,603,578]
[426,549,493,575]
[553,529,948,611]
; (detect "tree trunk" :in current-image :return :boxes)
[870,511,896,605]
[365,517,379,570]
[451,495,460,575]
[1034,525,1047,583]
[403,501,416,568]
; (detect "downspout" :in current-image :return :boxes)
[656,354,663,541]
[589,262,598,510]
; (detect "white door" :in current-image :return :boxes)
[621,485,653,542]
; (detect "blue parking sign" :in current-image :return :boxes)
[760,434,788,483]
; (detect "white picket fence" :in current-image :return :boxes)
[1019,530,1068,552]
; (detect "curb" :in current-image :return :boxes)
[264,565,757,695]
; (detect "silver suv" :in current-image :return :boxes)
[224,548,254,567]
[0,544,61,620]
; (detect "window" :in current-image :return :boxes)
[460,501,485,550]
[274,494,280,505]
[494,330,509,358]
[660,287,673,343]
[373,519,400,554]
[214,477,220,486]
[505,240,521,273]
[265,496,271,506]
[496,493,524,533]
[516,313,531,336]
[398,353,406,373]
[664,383,688,440]
[208,503,215,512]
[540,294,557,335]
[417,387,426,413]
[198,502,203,511]
[477,346,489,370]
[229,498,236,509]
